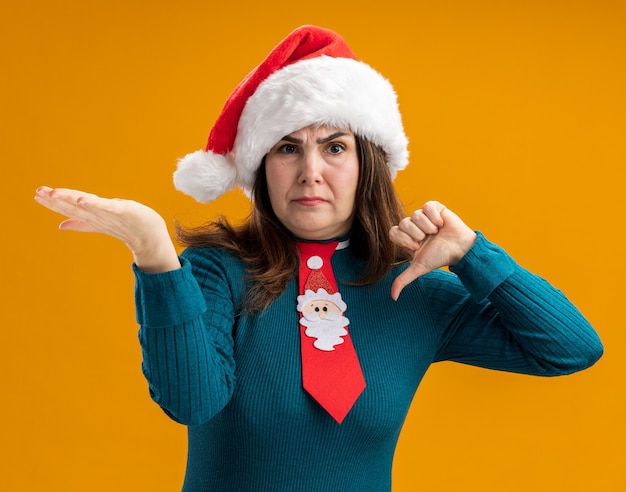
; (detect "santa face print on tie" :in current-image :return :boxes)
[297,287,349,351]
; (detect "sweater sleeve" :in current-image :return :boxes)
[134,248,239,426]
[430,232,603,375]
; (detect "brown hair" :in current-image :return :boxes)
[176,135,411,313]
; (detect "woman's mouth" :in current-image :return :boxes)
[294,197,326,206]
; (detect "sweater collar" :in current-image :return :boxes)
[293,233,350,251]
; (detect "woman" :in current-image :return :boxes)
[35,25,603,491]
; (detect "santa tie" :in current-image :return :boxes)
[296,240,366,423]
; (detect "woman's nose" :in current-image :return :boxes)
[298,151,324,184]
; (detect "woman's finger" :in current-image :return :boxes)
[390,225,422,250]
[35,187,93,218]
[421,201,446,227]
[409,208,440,235]
[397,217,427,244]
[390,249,434,301]
[58,218,92,232]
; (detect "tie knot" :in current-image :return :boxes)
[296,241,338,263]
[296,239,352,298]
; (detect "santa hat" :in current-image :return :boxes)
[297,254,348,313]
[174,24,409,203]
[304,255,334,292]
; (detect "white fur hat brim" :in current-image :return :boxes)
[234,56,408,195]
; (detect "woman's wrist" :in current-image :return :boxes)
[133,233,181,273]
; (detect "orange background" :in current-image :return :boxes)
[2,0,624,490]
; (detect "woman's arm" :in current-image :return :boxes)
[390,201,603,375]
[135,252,237,425]
[428,234,603,375]
[35,186,237,424]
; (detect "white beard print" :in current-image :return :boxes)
[299,311,349,351]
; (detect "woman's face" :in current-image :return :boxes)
[265,126,359,240]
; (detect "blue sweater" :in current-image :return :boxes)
[134,232,603,491]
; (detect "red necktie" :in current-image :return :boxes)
[296,240,366,423]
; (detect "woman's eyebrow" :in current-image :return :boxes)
[317,132,350,144]
[280,135,302,144]
[278,131,351,145]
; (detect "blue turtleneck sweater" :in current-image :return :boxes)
[134,232,602,491]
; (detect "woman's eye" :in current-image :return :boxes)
[328,143,345,154]
[278,144,298,154]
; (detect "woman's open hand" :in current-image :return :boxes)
[35,186,180,273]
[389,201,476,300]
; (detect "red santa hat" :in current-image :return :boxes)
[297,254,348,314]
[304,255,334,293]
[174,24,409,203]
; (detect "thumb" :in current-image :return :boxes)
[390,261,430,301]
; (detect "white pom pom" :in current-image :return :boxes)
[173,150,237,203]
[307,255,323,270]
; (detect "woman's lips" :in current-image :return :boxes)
[294,197,326,206]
